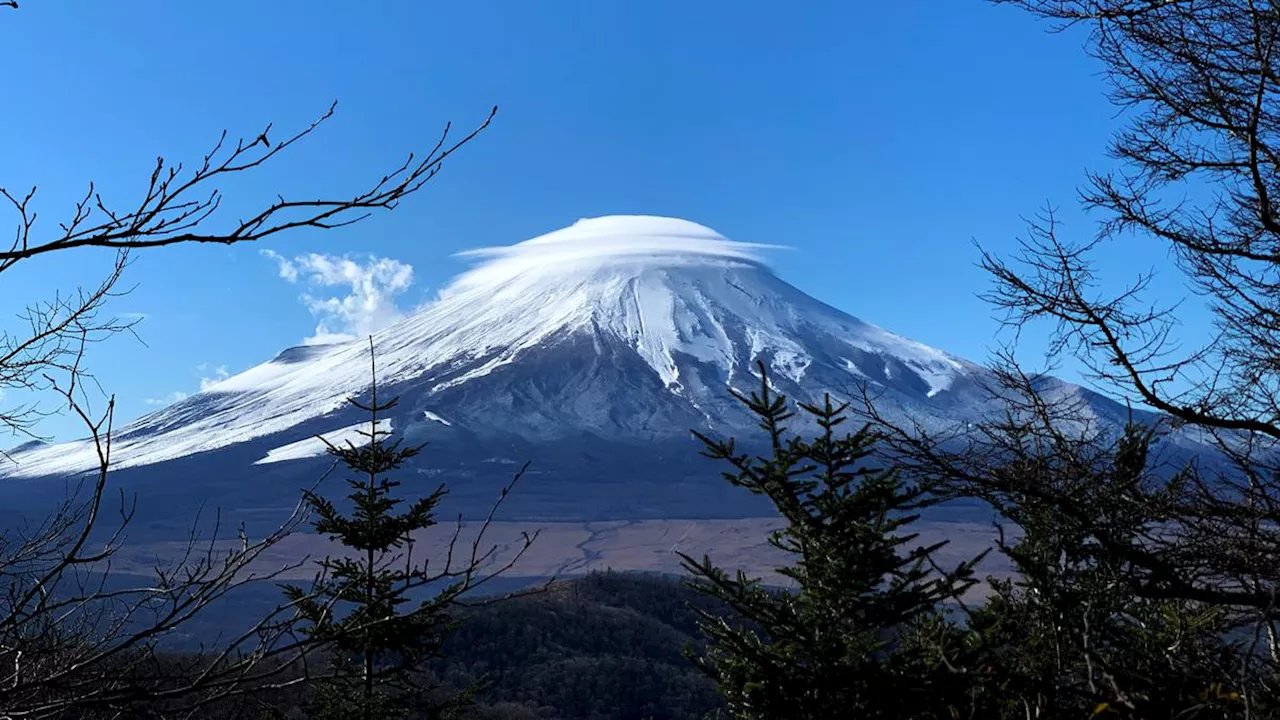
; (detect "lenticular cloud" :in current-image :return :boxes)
[446,215,789,293]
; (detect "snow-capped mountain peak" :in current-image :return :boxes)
[4,215,982,479]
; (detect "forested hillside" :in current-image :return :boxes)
[251,571,726,720]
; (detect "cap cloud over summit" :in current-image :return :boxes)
[443,215,788,295]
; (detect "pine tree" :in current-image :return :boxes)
[679,361,983,719]
[282,340,533,720]
[950,422,1265,719]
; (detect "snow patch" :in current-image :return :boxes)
[840,358,867,378]
[422,410,452,426]
[771,349,812,383]
[254,419,393,465]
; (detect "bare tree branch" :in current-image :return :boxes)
[0,103,496,267]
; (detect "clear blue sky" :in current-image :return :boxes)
[0,1,1200,441]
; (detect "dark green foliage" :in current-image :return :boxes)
[281,342,497,720]
[679,362,983,719]
[678,365,1273,718]
[951,423,1270,719]
[866,418,1279,720]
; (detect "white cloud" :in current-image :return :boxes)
[261,250,414,345]
[145,390,189,406]
[446,215,788,297]
[145,363,231,407]
[198,364,229,390]
[261,249,299,283]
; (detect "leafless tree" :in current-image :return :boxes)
[844,0,1280,680]
[977,0,1280,437]
[0,4,524,718]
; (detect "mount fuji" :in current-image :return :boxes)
[0,216,1206,531]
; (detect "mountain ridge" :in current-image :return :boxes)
[0,215,1211,526]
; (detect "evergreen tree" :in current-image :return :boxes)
[282,340,534,720]
[954,423,1266,719]
[678,361,983,719]
[875,417,1274,719]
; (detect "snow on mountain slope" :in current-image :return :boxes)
[2,216,1006,480]
[253,419,392,466]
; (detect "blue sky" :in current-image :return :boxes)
[0,1,1199,441]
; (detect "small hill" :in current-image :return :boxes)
[436,571,726,720]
